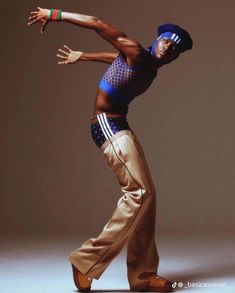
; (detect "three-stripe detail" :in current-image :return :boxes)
[170,33,181,44]
[97,113,114,140]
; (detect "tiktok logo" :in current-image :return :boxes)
[172,281,184,288]
[172,282,177,288]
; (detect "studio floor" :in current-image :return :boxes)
[1,234,234,293]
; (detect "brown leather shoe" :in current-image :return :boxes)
[140,275,173,292]
[71,263,92,292]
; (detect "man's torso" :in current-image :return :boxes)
[94,49,158,115]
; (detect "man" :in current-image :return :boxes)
[28,6,192,292]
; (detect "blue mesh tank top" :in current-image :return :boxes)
[98,48,158,113]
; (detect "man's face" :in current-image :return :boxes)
[155,38,180,64]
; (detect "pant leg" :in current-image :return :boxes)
[69,129,156,282]
[126,203,159,291]
[125,134,160,290]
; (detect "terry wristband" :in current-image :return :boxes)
[49,9,62,21]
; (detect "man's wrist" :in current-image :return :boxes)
[79,52,86,61]
[48,9,62,21]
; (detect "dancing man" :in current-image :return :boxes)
[28,6,192,292]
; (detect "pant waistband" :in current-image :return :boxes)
[91,113,127,125]
[91,112,131,149]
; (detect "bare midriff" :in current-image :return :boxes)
[91,88,128,124]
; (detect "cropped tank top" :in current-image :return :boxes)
[98,47,158,113]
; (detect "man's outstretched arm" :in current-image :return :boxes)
[61,12,143,59]
[28,7,145,64]
[80,52,118,64]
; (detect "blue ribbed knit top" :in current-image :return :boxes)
[98,48,158,113]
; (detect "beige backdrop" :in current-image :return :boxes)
[1,0,234,238]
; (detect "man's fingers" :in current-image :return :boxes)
[63,45,72,51]
[30,11,38,15]
[40,24,46,34]
[58,48,69,55]
[28,18,38,26]
[57,54,67,59]
[58,61,68,65]
[40,20,48,34]
[41,27,46,34]
[29,15,37,20]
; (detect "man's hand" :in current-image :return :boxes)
[57,45,84,64]
[27,6,50,34]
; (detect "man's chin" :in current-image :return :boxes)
[155,52,167,60]
[155,54,168,63]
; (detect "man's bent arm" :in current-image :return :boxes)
[61,11,144,61]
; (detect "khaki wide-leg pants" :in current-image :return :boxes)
[69,129,159,290]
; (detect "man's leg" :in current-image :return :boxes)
[126,187,159,291]
[125,135,160,291]
[69,129,156,283]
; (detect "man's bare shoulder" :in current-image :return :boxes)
[125,48,154,68]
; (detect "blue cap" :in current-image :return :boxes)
[157,23,193,52]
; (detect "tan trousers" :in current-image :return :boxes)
[69,129,159,290]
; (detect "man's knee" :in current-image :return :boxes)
[141,185,156,200]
